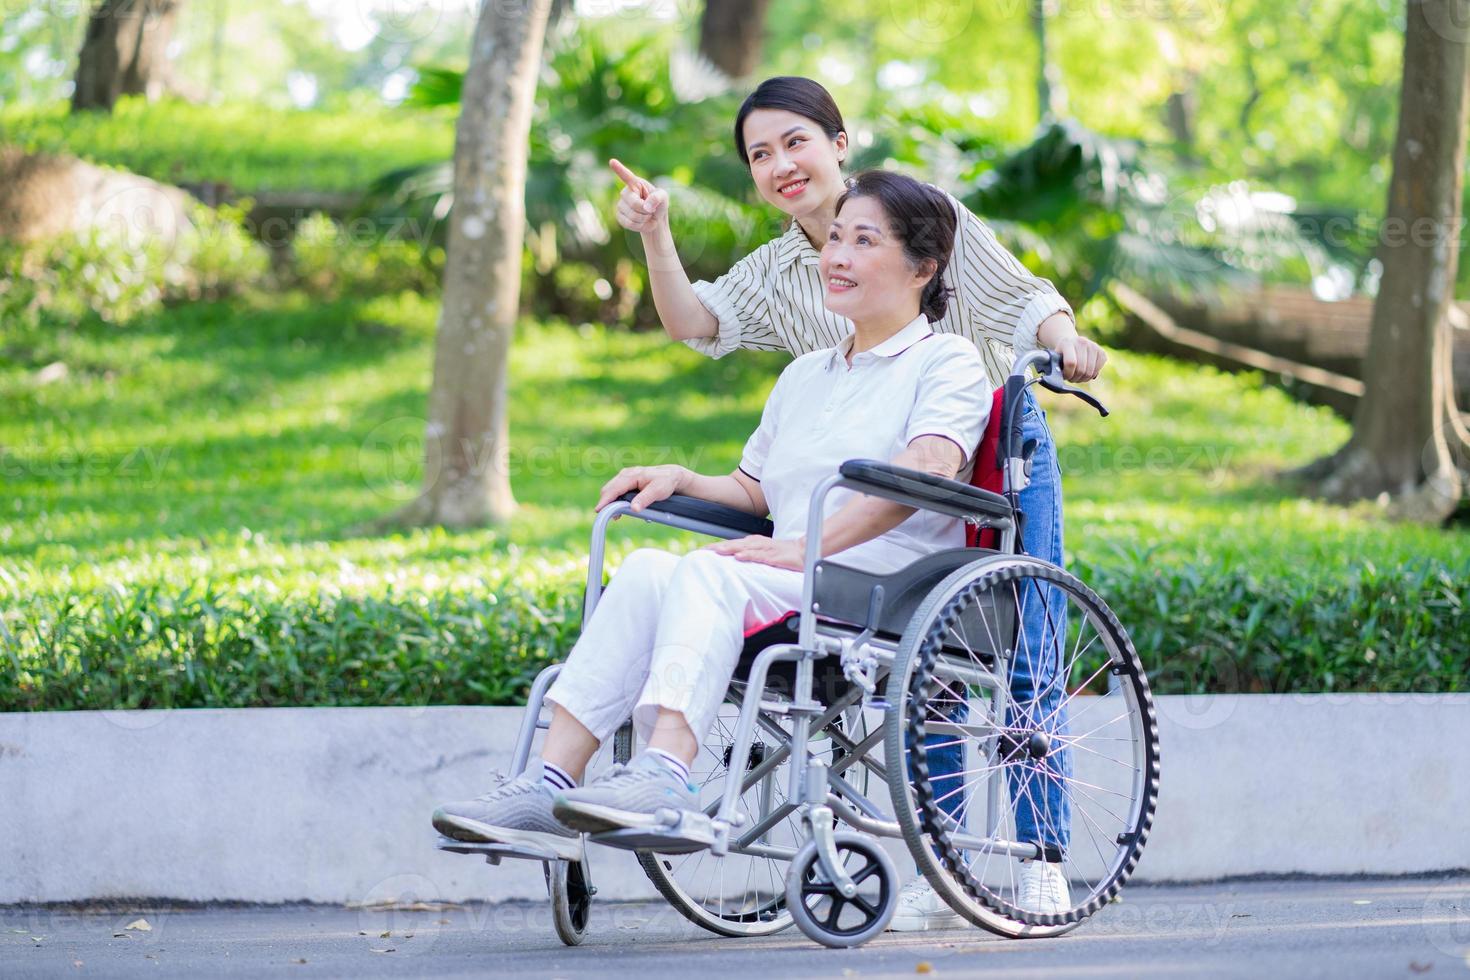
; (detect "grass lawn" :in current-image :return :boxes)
[0,99,453,194]
[2,289,1467,707]
[5,289,1463,586]
[1,291,770,590]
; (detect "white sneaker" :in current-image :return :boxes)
[886,877,963,932]
[1016,860,1070,916]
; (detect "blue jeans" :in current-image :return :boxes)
[923,389,1072,858]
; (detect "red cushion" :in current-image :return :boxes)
[966,387,1007,549]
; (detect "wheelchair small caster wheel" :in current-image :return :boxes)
[546,857,593,946]
[785,832,898,947]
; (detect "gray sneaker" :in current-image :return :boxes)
[432,773,582,860]
[552,753,699,836]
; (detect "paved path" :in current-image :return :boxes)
[3,876,1467,978]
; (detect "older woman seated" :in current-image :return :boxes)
[432,171,990,853]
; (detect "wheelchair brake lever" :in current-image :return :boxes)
[839,629,879,697]
[1038,354,1110,417]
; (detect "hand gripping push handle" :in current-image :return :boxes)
[998,348,1109,476]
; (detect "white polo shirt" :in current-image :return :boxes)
[739,315,993,574]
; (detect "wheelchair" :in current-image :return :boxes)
[436,349,1160,948]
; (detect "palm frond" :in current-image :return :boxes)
[405,66,463,109]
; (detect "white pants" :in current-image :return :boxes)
[545,547,806,745]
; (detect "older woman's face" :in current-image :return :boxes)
[741,108,847,219]
[819,195,928,321]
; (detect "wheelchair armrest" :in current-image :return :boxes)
[617,491,774,538]
[837,459,1013,523]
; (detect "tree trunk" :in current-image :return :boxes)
[1303,0,1470,521]
[1030,0,1066,124]
[71,0,185,113]
[1165,88,1196,154]
[397,0,552,528]
[698,0,772,80]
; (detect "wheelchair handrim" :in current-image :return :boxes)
[884,554,1160,936]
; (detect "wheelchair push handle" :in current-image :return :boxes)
[999,348,1109,480]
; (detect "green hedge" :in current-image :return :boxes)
[3,556,1464,712]
[1,578,582,712]
[1077,556,1468,695]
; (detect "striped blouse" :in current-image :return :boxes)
[685,192,1072,385]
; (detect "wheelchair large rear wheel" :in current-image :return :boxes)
[883,555,1159,937]
[615,695,872,938]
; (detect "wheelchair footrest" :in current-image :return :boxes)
[435,834,584,864]
[588,808,716,855]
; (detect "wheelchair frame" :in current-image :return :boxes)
[436,349,1153,947]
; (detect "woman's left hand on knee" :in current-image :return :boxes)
[706,535,804,570]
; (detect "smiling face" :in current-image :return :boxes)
[819,194,935,326]
[740,108,847,219]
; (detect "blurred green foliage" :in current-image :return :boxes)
[0,0,476,109]
[0,200,268,327]
[0,3,1430,314]
[1,0,1408,216]
[291,213,444,298]
[751,0,1406,217]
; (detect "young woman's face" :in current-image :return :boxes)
[819,195,932,322]
[741,108,847,218]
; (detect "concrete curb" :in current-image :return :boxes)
[2,694,1467,904]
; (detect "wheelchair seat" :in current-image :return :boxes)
[733,613,849,704]
[732,545,1008,705]
[811,546,1001,636]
